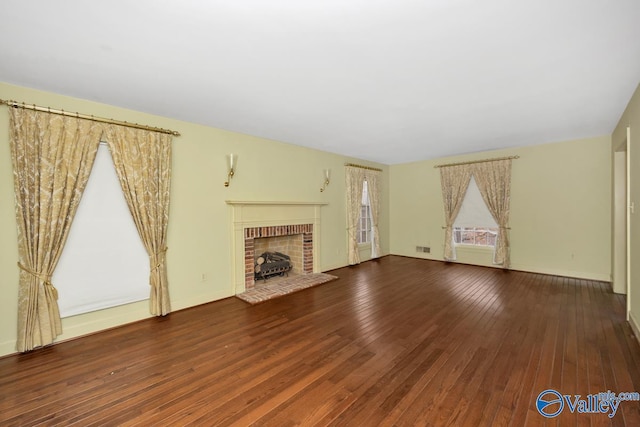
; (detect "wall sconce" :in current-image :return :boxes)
[224,154,237,187]
[320,168,330,192]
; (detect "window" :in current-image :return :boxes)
[357,180,372,244]
[453,176,498,247]
[53,144,149,317]
[454,227,498,246]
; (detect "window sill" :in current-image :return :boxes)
[455,244,495,253]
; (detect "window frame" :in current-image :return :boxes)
[453,226,498,248]
[453,176,498,249]
[357,181,372,245]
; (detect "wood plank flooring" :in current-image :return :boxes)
[1,256,640,426]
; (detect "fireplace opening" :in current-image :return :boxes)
[244,224,313,291]
[255,234,303,273]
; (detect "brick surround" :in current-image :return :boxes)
[244,224,313,290]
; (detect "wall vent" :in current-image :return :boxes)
[416,246,431,253]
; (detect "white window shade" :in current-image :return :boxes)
[454,176,498,228]
[53,144,149,318]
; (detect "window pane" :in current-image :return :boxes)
[362,181,369,205]
[460,229,475,244]
[357,199,372,244]
[476,230,488,245]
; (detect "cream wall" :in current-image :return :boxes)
[612,83,640,335]
[389,136,612,281]
[0,82,389,356]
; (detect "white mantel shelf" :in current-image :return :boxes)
[226,200,328,206]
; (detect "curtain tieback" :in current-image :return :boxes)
[17,262,58,300]
[151,247,168,271]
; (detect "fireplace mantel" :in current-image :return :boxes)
[226,201,327,294]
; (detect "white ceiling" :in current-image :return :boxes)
[1,1,639,165]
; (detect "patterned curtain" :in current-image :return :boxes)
[472,159,512,267]
[364,169,382,258]
[10,109,103,352]
[346,166,365,265]
[439,164,472,261]
[104,125,172,315]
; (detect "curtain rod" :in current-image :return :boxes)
[345,162,383,172]
[0,99,180,136]
[434,155,519,168]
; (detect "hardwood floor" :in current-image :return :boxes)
[1,256,640,426]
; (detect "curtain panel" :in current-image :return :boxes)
[10,108,173,352]
[345,166,365,265]
[10,109,103,352]
[104,125,172,316]
[439,164,472,261]
[363,169,382,258]
[471,159,512,267]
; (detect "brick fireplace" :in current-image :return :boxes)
[226,201,327,294]
[244,224,313,290]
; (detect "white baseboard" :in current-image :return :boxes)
[390,252,610,281]
[321,262,347,272]
[629,311,640,345]
[0,340,16,358]
[171,289,234,311]
[508,263,611,282]
[0,289,236,358]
